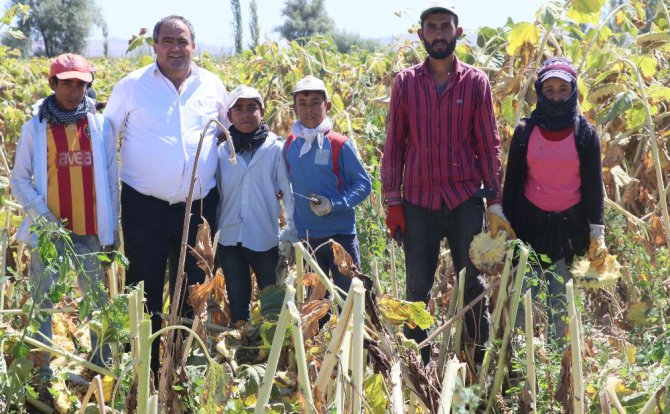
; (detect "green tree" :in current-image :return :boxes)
[276,0,334,45]
[231,0,243,54]
[330,30,381,53]
[249,0,260,49]
[3,0,100,57]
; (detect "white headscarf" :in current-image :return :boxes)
[291,118,333,158]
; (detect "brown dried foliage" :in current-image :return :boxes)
[331,240,355,277]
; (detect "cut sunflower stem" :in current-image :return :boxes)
[485,246,528,412]
[525,290,537,413]
[255,282,296,414]
[287,301,315,413]
[478,247,514,394]
[567,280,585,414]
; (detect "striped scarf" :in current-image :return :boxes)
[38,94,90,125]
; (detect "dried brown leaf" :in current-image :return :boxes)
[302,271,327,301]
[188,279,214,312]
[300,299,332,338]
[302,272,320,287]
[554,347,572,411]
[651,214,667,247]
[191,217,215,277]
[518,381,534,413]
[331,240,355,277]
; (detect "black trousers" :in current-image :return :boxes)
[403,198,488,364]
[121,182,219,375]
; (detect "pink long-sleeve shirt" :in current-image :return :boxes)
[382,57,503,210]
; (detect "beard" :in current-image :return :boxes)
[423,37,457,59]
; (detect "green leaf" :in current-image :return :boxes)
[501,95,516,125]
[602,90,636,123]
[634,55,657,78]
[378,296,434,330]
[598,25,613,43]
[537,0,564,26]
[331,93,344,113]
[259,284,286,320]
[567,0,606,25]
[648,86,670,101]
[259,320,292,349]
[505,23,541,56]
[139,55,154,67]
[625,104,647,130]
[477,27,499,48]
[364,373,388,414]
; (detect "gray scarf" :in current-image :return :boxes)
[38,94,90,125]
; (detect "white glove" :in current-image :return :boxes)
[279,227,299,243]
[309,194,332,216]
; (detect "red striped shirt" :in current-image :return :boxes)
[382,57,503,210]
[46,118,97,235]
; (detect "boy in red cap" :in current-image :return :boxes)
[503,57,607,342]
[10,53,118,399]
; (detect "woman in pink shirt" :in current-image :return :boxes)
[502,58,607,342]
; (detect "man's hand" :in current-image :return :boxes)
[385,205,405,243]
[487,205,515,239]
[309,194,332,216]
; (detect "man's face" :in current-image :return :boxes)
[152,19,195,80]
[49,78,88,111]
[293,91,331,129]
[419,12,462,60]
[228,98,263,134]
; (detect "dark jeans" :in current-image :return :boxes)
[121,182,219,375]
[403,198,488,363]
[217,243,279,322]
[306,233,360,295]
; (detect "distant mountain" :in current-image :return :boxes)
[85,37,229,58]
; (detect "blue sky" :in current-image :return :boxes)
[93,0,549,50]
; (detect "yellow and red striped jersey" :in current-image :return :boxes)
[46,118,97,235]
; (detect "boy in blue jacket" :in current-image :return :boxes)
[284,75,371,294]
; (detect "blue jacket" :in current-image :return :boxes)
[285,133,371,239]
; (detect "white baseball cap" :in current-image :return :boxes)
[291,75,329,100]
[420,1,458,23]
[228,85,264,110]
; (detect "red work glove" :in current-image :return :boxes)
[385,205,406,242]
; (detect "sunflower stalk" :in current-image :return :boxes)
[293,241,344,306]
[478,247,515,394]
[486,245,529,412]
[159,118,234,408]
[619,58,670,249]
[438,356,467,413]
[525,290,537,413]
[350,280,366,414]
[639,370,670,414]
[314,279,357,398]
[453,268,466,356]
[567,280,585,414]
[287,301,315,413]
[255,282,296,413]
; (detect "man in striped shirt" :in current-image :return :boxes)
[381,1,514,364]
[11,53,118,397]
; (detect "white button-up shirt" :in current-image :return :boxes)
[216,133,295,252]
[104,63,227,203]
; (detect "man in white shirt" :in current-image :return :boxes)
[104,15,226,373]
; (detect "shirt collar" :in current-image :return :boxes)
[417,55,463,78]
[151,61,200,80]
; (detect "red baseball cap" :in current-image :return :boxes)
[50,53,93,83]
